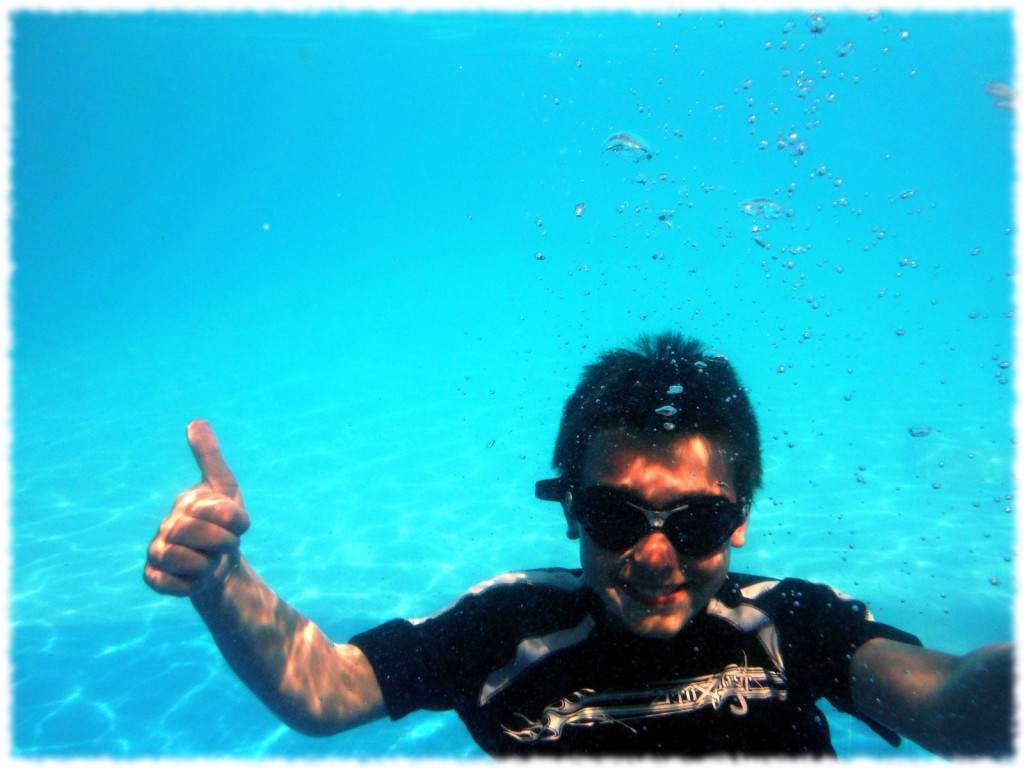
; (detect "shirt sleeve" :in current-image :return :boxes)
[766,578,923,746]
[349,618,453,720]
[348,579,548,720]
[349,569,593,722]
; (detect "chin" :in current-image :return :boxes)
[630,622,684,639]
[627,614,688,639]
[611,599,692,638]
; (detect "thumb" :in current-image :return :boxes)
[186,419,240,498]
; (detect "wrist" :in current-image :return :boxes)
[190,552,243,609]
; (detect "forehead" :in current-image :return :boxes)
[580,428,735,501]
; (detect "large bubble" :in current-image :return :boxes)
[603,132,653,161]
[738,197,784,219]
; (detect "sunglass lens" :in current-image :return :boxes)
[576,490,743,556]
[574,491,645,550]
[664,500,740,555]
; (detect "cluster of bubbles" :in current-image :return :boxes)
[562,8,944,301]
[656,384,685,431]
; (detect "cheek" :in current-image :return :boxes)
[690,548,731,583]
[579,536,609,567]
[578,536,622,580]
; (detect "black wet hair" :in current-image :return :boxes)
[549,331,762,501]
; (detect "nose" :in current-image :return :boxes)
[628,530,680,573]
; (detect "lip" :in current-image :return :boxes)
[619,581,688,607]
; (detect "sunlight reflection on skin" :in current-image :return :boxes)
[573,429,745,640]
[191,548,385,734]
[586,431,737,505]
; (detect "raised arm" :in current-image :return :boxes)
[850,637,1014,758]
[143,419,386,736]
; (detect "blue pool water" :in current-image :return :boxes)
[10,9,1016,760]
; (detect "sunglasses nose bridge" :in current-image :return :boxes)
[628,502,672,530]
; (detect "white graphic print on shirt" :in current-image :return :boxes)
[502,656,787,743]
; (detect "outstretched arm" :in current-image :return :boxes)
[144,419,386,736]
[850,637,1014,758]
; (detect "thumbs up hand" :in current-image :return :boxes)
[144,420,251,597]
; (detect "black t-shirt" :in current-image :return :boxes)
[350,569,921,756]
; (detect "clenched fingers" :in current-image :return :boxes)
[143,565,195,597]
[145,420,249,598]
[166,514,241,555]
[173,490,249,537]
[147,534,221,578]
[144,539,221,596]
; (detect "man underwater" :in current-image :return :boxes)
[144,331,1013,756]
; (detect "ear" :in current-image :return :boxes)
[562,493,580,540]
[730,518,749,548]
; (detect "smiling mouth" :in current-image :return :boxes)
[619,581,688,607]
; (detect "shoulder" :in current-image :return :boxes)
[465,567,587,596]
[713,574,876,621]
[410,568,590,625]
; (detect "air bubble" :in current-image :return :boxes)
[574,202,586,217]
[907,425,931,437]
[603,132,652,161]
[667,384,684,394]
[739,197,784,219]
[837,41,854,57]
[807,15,827,34]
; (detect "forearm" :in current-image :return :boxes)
[190,556,384,735]
[920,643,1014,758]
[852,639,1014,758]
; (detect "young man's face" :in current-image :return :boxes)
[566,428,748,639]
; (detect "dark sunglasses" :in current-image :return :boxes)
[537,479,747,557]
